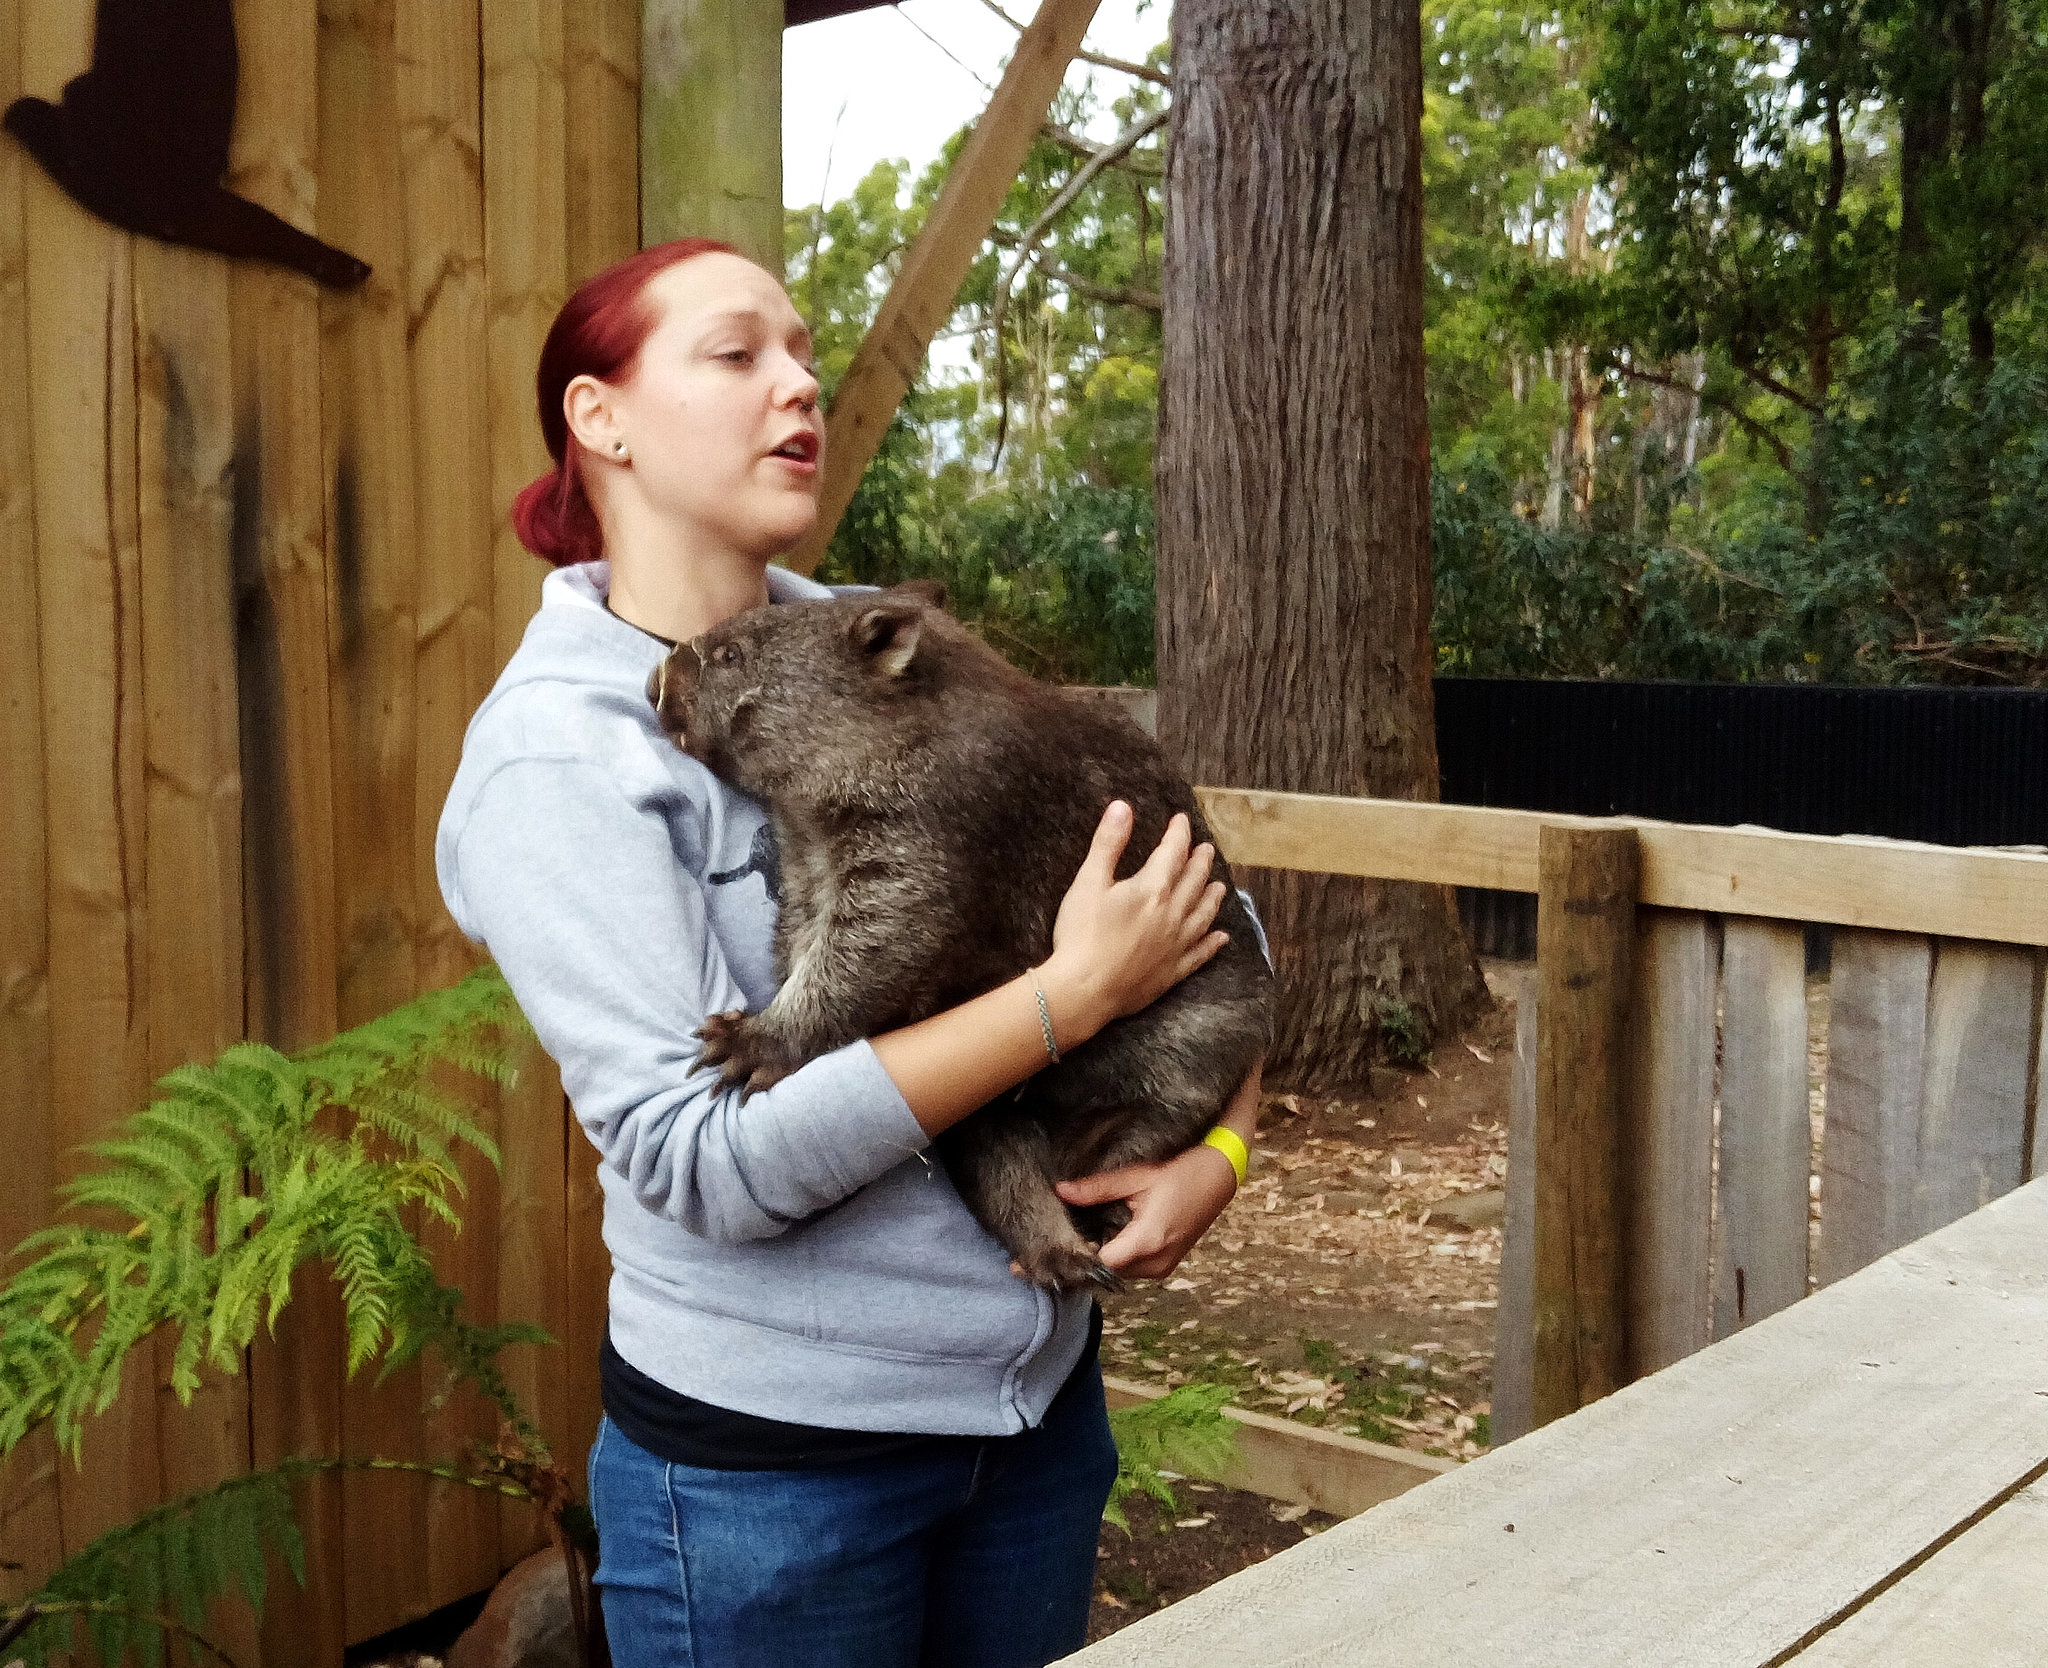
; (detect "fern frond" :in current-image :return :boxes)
[1104,1384,1239,1531]
[0,967,533,1463]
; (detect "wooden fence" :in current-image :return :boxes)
[1,0,638,1657]
[1197,788,2048,1441]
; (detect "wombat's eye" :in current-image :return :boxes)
[712,643,742,668]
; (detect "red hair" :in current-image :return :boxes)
[511,238,743,568]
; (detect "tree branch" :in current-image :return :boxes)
[977,0,1171,84]
[1613,361,1797,475]
[1038,263,1161,310]
[988,107,1171,467]
[1040,121,1164,176]
[1732,356,1824,416]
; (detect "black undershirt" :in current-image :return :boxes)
[600,1304,1103,1471]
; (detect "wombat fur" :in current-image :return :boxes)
[647,582,1274,1290]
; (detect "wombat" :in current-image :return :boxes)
[647,583,1274,1290]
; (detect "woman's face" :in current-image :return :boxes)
[597,252,824,559]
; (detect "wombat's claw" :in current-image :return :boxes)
[1085,1261,1127,1295]
[1015,1243,1123,1293]
[696,1011,791,1095]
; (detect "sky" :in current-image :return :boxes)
[782,0,1169,212]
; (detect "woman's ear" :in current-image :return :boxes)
[564,374,625,461]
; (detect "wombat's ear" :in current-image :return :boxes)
[851,604,923,678]
[887,577,949,612]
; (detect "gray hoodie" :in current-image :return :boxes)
[436,559,1095,1435]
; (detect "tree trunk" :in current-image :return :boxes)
[1155,0,1485,1091]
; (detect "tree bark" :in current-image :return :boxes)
[1155,0,1485,1091]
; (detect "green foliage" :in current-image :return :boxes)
[1103,1383,1239,1532]
[0,965,532,1465]
[1372,1001,1432,1069]
[821,474,1158,686]
[4,1465,307,1668]
[2,1449,571,1668]
[0,968,589,1668]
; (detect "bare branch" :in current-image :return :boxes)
[1038,263,1161,311]
[988,107,1171,467]
[976,0,1171,84]
[1040,121,1164,176]
[1613,361,1797,475]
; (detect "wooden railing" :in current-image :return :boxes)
[1196,787,2048,1439]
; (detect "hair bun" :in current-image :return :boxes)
[512,462,603,568]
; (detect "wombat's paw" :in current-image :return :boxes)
[695,1011,792,1096]
[1014,1241,1126,1294]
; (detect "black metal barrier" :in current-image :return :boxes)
[1435,678,2048,961]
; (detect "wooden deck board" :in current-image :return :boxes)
[1790,1478,2048,1664]
[1062,1178,2048,1668]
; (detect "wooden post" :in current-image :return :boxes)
[1531,823,1639,1429]
[786,0,1104,573]
[641,0,784,265]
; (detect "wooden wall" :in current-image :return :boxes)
[0,0,639,1654]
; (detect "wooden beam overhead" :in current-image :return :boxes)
[787,0,1105,573]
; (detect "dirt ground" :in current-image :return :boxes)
[1086,962,1526,1640]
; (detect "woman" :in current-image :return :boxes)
[436,238,1263,1667]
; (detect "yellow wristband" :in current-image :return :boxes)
[1202,1125,1250,1188]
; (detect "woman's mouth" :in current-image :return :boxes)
[768,431,820,473]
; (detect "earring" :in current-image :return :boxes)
[613,440,629,461]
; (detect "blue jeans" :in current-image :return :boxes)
[586,1363,1118,1668]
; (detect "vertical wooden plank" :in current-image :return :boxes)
[21,0,164,1554]
[485,0,571,1571]
[133,233,265,1663]
[230,0,348,1656]
[400,0,510,1606]
[1815,929,1931,1286]
[0,0,65,1601]
[566,0,641,284]
[1915,939,2033,1236]
[641,0,783,263]
[560,0,640,1482]
[1623,909,1718,1377]
[1531,825,1639,1430]
[1713,917,1810,1337]
[1492,968,1537,1445]
[319,0,429,1639]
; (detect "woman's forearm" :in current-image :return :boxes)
[869,960,1112,1137]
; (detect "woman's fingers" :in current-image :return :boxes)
[1079,800,1134,887]
[1174,929,1231,982]
[1055,1166,1152,1207]
[1168,836,1218,917]
[1136,809,1193,885]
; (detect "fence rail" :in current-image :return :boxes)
[1194,787,2048,1439]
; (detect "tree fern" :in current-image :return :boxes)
[0,965,532,1463]
[1104,1384,1239,1530]
[0,1446,574,1668]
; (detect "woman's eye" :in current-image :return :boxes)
[720,349,753,365]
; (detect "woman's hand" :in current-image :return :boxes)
[1038,801,1230,1046]
[1054,1058,1263,1282]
